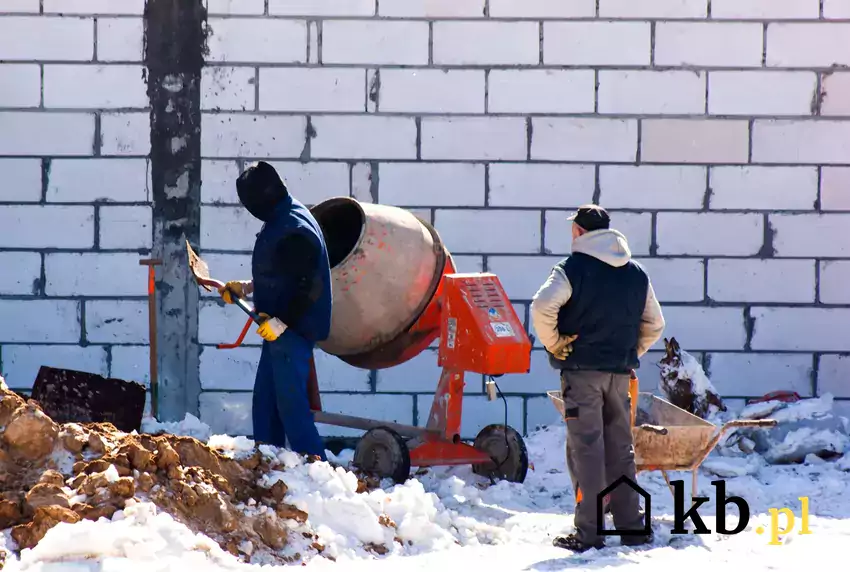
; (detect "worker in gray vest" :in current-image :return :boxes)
[531,204,665,552]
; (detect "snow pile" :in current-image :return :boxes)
[743,393,834,423]
[5,420,850,572]
[0,533,8,569]
[0,376,307,565]
[9,501,254,572]
[6,370,850,571]
[208,435,257,460]
[231,442,560,562]
[700,454,765,478]
[723,393,850,464]
[139,414,256,462]
[2,375,581,567]
[650,341,850,466]
[140,414,212,443]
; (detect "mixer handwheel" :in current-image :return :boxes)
[471,424,529,484]
[353,427,411,484]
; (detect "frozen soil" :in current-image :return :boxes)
[0,375,336,566]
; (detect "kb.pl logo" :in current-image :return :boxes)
[598,476,813,545]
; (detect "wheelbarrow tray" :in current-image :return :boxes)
[546,390,776,474]
[631,393,719,471]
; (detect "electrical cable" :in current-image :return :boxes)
[483,333,534,481]
[487,375,512,478]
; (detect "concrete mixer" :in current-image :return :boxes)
[204,197,534,484]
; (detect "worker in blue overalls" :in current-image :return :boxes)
[218,161,332,461]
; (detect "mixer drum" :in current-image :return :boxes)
[310,197,450,369]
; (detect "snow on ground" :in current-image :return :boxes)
[141,413,212,443]
[4,408,850,572]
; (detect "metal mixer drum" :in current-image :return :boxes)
[310,197,449,368]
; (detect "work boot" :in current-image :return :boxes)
[552,533,605,552]
[621,530,653,547]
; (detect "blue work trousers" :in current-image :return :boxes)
[252,331,326,460]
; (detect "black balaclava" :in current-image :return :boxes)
[236,161,290,222]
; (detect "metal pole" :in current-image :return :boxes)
[140,259,162,419]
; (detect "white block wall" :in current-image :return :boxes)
[0,2,154,413]
[3,0,850,440]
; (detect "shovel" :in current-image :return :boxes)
[187,239,263,324]
[186,240,323,411]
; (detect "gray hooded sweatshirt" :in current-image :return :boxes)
[530,228,666,359]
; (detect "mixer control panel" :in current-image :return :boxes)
[438,273,532,375]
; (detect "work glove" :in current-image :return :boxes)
[257,312,287,342]
[547,334,578,361]
[218,280,251,304]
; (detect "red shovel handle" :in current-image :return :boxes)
[746,390,801,405]
[216,316,254,350]
[217,318,324,412]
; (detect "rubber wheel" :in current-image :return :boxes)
[471,424,529,483]
[353,427,411,484]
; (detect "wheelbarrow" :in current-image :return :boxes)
[547,385,777,501]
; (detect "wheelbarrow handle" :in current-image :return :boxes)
[724,419,778,428]
[637,424,669,435]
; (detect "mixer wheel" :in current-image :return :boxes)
[353,427,411,484]
[471,424,529,484]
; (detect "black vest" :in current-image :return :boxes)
[548,252,649,374]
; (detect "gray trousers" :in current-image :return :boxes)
[561,369,644,544]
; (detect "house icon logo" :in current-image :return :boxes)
[596,475,652,537]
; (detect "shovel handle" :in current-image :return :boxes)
[233,296,263,324]
[217,316,254,350]
[200,276,263,323]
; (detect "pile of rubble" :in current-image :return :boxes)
[659,337,727,419]
[0,375,330,565]
[654,341,850,468]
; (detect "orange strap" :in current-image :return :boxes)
[629,376,639,427]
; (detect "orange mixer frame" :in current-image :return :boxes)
[216,271,534,483]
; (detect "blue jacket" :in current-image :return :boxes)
[530,229,665,374]
[251,196,332,344]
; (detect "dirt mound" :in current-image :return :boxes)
[0,375,319,565]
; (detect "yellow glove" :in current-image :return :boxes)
[218,280,251,304]
[548,334,578,361]
[257,312,287,342]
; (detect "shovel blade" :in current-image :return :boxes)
[31,366,147,433]
[186,239,214,292]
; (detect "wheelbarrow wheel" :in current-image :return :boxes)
[471,424,529,483]
[353,427,411,484]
